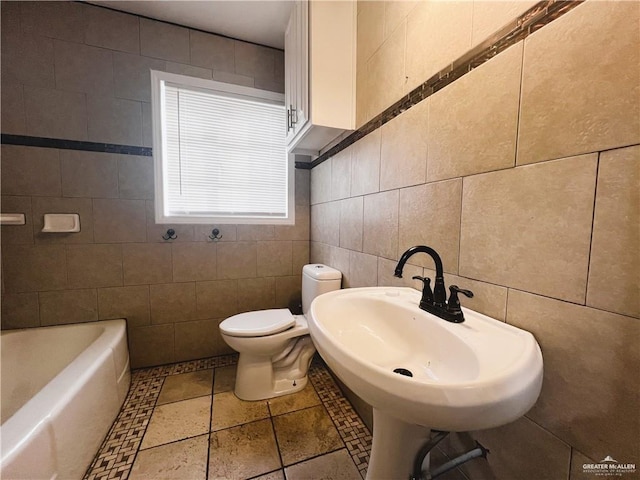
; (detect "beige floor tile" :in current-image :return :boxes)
[273,405,344,466]
[141,396,211,449]
[130,435,208,480]
[252,471,285,480]
[157,369,213,405]
[208,419,281,480]
[267,383,321,417]
[211,391,269,431]
[285,449,361,480]
[213,365,237,394]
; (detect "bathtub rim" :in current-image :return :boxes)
[0,319,129,471]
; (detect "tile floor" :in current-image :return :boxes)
[84,355,372,480]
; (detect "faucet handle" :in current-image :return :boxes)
[447,285,474,313]
[451,285,473,298]
[412,276,434,305]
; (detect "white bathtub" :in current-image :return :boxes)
[0,319,130,480]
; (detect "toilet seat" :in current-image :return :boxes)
[220,309,296,337]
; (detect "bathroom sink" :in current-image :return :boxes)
[308,287,543,433]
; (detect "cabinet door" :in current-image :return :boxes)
[284,5,297,140]
[285,0,309,144]
[294,0,309,134]
[284,2,299,144]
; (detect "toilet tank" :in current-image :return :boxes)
[302,264,342,315]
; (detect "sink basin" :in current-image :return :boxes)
[309,287,543,431]
[309,287,543,479]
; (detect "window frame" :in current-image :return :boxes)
[150,69,294,225]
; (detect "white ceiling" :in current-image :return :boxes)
[90,1,293,49]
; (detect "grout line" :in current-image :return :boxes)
[281,446,348,471]
[269,402,323,419]
[210,413,271,435]
[83,93,89,141]
[504,285,640,320]
[567,447,574,480]
[27,194,35,244]
[523,412,574,449]
[246,468,285,480]
[136,431,209,453]
[457,177,464,276]
[433,444,471,480]
[119,243,124,288]
[583,153,600,306]
[63,243,69,289]
[154,391,212,408]
[137,15,141,56]
[36,292,43,327]
[205,367,215,480]
[268,411,286,473]
[513,40,526,167]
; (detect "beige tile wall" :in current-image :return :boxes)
[356,0,541,127]
[0,2,284,141]
[0,2,305,369]
[312,1,639,478]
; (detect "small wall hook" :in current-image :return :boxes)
[208,228,222,241]
[162,228,177,240]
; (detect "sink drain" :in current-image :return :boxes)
[393,368,413,377]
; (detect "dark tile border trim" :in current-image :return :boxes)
[83,353,372,480]
[83,355,238,480]
[1,133,315,168]
[309,0,584,169]
[3,1,581,168]
[1,134,152,156]
[294,161,312,170]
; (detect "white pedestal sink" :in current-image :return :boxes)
[308,287,543,480]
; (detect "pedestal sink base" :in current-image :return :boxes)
[366,409,432,480]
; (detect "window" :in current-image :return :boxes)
[151,70,293,225]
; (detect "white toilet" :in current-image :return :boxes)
[219,264,342,401]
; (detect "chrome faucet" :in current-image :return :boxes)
[394,245,474,323]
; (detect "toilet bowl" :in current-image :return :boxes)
[220,264,341,401]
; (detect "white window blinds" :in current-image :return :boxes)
[152,71,290,224]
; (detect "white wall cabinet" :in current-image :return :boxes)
[285,0,356,154]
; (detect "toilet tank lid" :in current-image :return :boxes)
[303,264,342,281]
[220,309,295,337]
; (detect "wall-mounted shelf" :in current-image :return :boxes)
[42,213,80,233]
